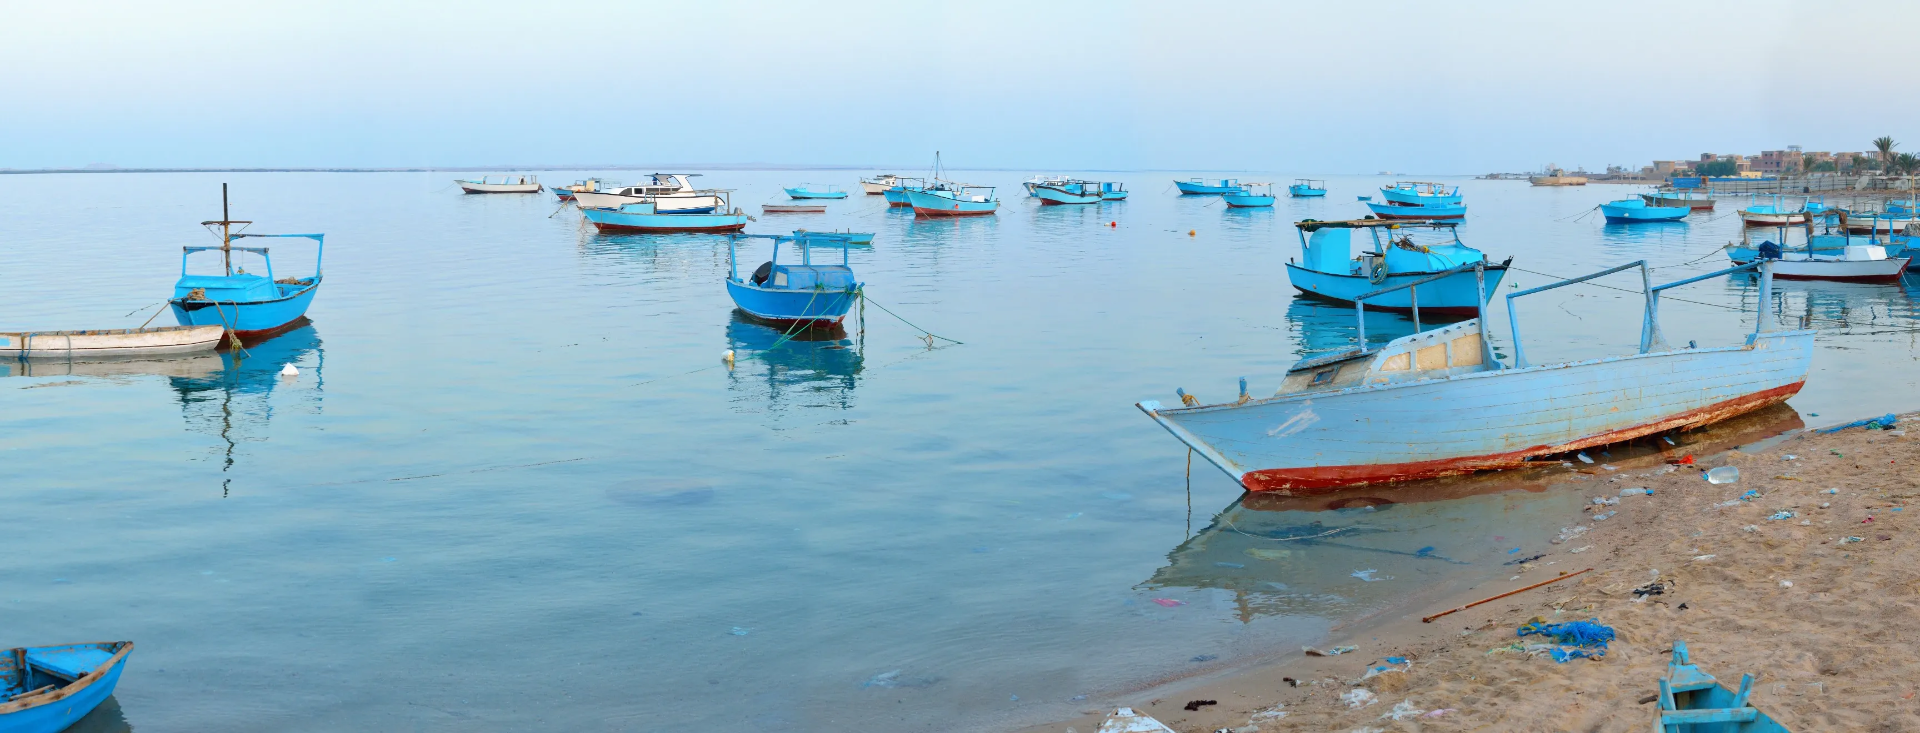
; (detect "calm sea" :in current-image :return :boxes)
[1,171,1913,732]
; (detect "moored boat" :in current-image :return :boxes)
[1140,258,1810,493]
[169,185,323,339]
[795,228,875,245]
[1601,198,1690,223]
[726,231,863,327]
[582,190,748,233]
[1221,182,1276,208]
[573,174,719,211]
[859,175,899,195]
[1738,195,1810,227]
[1380,181,1461,205]
[882,177,927,207]
[455,175,542,194]
[1100,182,1128,201]
[1,325,224,359]
[1283,219,1507,314]
[1641,189,1715,210]
[0,641,134,733]
[905,183,999,217]
[1529,168,1588,186]
[1034,181,1105,205]
[762,204,826,214]
[1175,178,1242,195]
[552,178,606,201]
[1841,210,1920,235]
[1366,200,1466,220]
[1022,174,1070,197]
[1287,179,1327,197]
[784,184,848,200]
[1726,219,1910,282]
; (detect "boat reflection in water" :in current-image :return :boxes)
[1144,404,1802,623]
[724,312,863,413]
[168,322,324,495]
[1285,296,1474,358]
[0,352,226,379]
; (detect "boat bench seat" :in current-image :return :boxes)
[25,646,114,680]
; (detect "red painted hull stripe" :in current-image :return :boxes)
[589,223,747,232]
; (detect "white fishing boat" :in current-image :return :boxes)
[859,174,899,195]
[455,175,543,194]
[0,325,225,359]
[1022,174,1070,197]
[572,173,723,212]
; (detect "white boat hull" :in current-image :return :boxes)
[1739,210,1807,226]
[0,325,225,359]
[1770,255,1911,282]
[860,181,893,195]
[457,181,543,194]
[573,191,724,211]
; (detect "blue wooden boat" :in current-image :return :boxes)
[169,186,323,339]
[784,185,848,200]
[1889,199,1917,215]
[882,177,926,208]
[905,183,999,216]
[1641,189,1715,211]
[1656,641,1789,732]
[1602,198,1690,223]
[726,232,863,326]
[1138,258,1811,493]
[1366,200,1466,220]
[1284,219,1506,315]
[581,190,748,233]
[1100,182,1128,201]
[1221,183,1276,208]
[1023,175,1070,197]
[797,229,874,245]
[552,178,606,201]
[0,641,133,733]
[1034,181,1105,205]
[1380,181,1461,206]
[1175,178,1242,195]
[1288,179,1327,197]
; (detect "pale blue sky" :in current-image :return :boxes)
[4,1,1913,172]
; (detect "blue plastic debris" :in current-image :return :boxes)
[1385,656,1408,664]
[1508,547,1522,554]
[1818,413,1898,434]
[1518,620,1614,664]
[1415,546,1436,557]
[1767,511,1796,521]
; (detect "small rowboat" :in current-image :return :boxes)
[1288,179,1328,197]
[1655,640,1788,731]
[1034,181,1105,205]
[1601,198,1690,223]
[455,175,542,194]
[1,641,134,733]
[1221,182,1276,208]
[1366,200,1467,220]
[763,204,826,214]
[0,325,224,359]
[784,185,848,200]
[726,232,863,327]
[1175,178,1241,195]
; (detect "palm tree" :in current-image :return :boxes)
[1873,136,1898,170]
[1896,152,1920,177]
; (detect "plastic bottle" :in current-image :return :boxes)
[1620,487,1650,497]
[1705,466,1740,484]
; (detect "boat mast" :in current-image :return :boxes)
[222,183,232,275]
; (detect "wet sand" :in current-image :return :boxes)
[1026,410,1920,732]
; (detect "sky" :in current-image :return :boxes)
[3,0,1916,173]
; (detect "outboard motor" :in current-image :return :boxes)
[751,261,773,285]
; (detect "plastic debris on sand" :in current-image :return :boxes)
[1517,620,1615,663]
[1097,707,1177,733]
[1351,569,1390,582]
[1706,466,1740,484]
[1422,708,1456,718]
[1767,511,1796,521]
[1591,510,1616,522]
[1341,688,1377,708]
[1380,699,1425,720]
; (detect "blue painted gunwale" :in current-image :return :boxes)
[582,199,748,233]
[904,186,999,217]
[726,232,863,326]
[169,234,324,338]
[1601,199,1690,223]
[1284,220,1503,313]
[1380,182,1461,205]
[784,186,849,200]
[1034,183,1104,205]
[1174,178,1242,195]
[1656,641,1790,732]
[0,641,133,733]
[1366,201,1466,219]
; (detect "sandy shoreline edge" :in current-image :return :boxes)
[1023,409,1919,732]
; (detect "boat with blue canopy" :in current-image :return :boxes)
[1284,219,1507,315]
[1380,181,1460,206]
[1221,182,1276,208]
[1641,189,1715,211]
[1100,182,1128,201]
[1288,179,1327,197]
[726,231,864,327]
[1175,178,1242,195]
[1034,180,1105,205]
[169,185,323,340]
[1365,199,1466,220]
[882,177,927,207]
[1601,198,1690,223]
[582,190,748,233]
[784,184,849,200]
[0,641,134,733]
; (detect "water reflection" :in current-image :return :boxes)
[724,313,863,413]
[169,324,325,495]
[1284,296,1436,357]
[0,353,224,379]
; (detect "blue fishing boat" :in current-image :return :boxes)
[784,184,848,200]
[1641,189,1715,211]
[726,232,863,327]
[1738,195,1811,227]
[1175,178,1242,195]
[1288,179,1327,197]
[1138,257,1809,493]
[1034,181,1105,205]
[882,177,927,208]
[1601,198,1690,223]
[1100,182,1128,201]
[1366,200,1466,220]
[581,190,748,233]
[797,229,875,245]
[1380,181,1461,206]
[1655,641,1789,732]
[169,185,323,340]
[1890,199,1917,215]
[1284,219,1507,315]
[905,183,999,217]
[1221,182,1276,208]
[0,641,134,733]
[1022,174,1071,197]
[552,178,606,201]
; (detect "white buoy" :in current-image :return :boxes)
[279,363,299,377]
[722,350,735,367]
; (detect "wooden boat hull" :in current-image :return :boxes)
[572,191,723,212]
[1288,186,1327,197]
[1769,256,1911,282]
[1034,186,1103,205]
[1366,201,1466,219]
[882,188,916,207]
[457,181,542,194]
[1380,187,1461,205]
[725,280,858,325]
[1101,191,1128,200]
[1842,217,1919,234]
[1739,210,1807,226]
[581,208,748,232]
[0,325,223,359]
[1529,175,1588,186]
[1602,201,1690,223]
[762,205,826,214]
[1138,329,1813,493]
[1285,262,1506,314]
[0,641,133,733]
[170,282,319,338]
[859,180,894,195]
[784,189,848,200]
[903,188,998,217]
[1642,194,1715,210]
[1222,193,1275,208]
[1174,180,1240,194]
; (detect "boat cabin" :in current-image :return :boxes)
[1295,220,1483,276]
[731,232,859,291]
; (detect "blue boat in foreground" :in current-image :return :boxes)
[0,641,134,733]
[1366,200,1466,220]
[726,231,864,327]
[1380,181,1460,206]
[1175,178,1242,195]
[1034,181,1105,205]
[582,190,748,233]
[1140,256,1809,493]
[1100,182,1128,200]
[1601,198,1690,223]
[169,185,323,339]
[1221,182,1276,208]
[1656,641,1789,732]
[1288,179,1327,197]
[1284,219,1506,314]
[784,185,849,200]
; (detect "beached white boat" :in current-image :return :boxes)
[572,173,722,212]
[455,175,543,194]
[859,175,898,195]
[0,325,224,359]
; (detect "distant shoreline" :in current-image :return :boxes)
[0,166,1457,176]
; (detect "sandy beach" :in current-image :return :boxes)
[1029,410,1920,732]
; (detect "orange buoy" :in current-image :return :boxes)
[1188,229,1196,237]
[1109,221,1117,227]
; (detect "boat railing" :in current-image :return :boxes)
[726,232,853,282]
[1351,261,1491,364]
[1504,260,1774,369]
